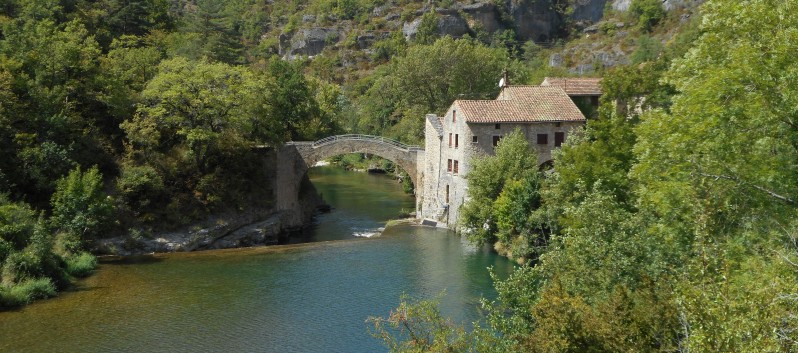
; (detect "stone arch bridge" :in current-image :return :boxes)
[287,135,423,186]
[273,135,425,226]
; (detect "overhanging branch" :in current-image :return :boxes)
[694,171,796,205]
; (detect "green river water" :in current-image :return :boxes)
[0,166,513,352]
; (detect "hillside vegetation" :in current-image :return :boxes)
[370,0,798,351]
[0,0,726,323]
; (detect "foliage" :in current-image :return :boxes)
[355,37,510,143]
[51,166,113,243]
[414,12,439,45]
[0,277,56,308]
[368,294,478,352]
[629,34,662,64]
[375,1,798,351]
[262,57,338,141]
[628,0,665,32]
[64,252,97,278]
[460,130,543,261]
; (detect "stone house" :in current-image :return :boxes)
[541,77,603,116]
[419,84,588,228]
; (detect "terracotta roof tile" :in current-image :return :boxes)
[541,77,602,96]
[456,86,585,123]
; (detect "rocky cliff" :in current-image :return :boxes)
[277,0,618,59]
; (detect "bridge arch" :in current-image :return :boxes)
[287,135,423,187]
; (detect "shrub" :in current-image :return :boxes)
[629,0,665,32]
[0,278,56,308]
[117,164,165,210]
[65,252,97,278]
[630,34,663,64]
[1,251,39,285]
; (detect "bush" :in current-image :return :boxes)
[629,0,665,32]
[65,252,97,278]
[51,166,113,242]
[117,164,165,210]
[0,278,56,308]
[630,34,663,64]
[1,251,39,285]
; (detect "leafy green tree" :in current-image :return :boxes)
[414,12,439,45]
[460,130,543,261]
[176,0,245,64]
[629,34,662,64]
[630,0,798,347]
[393,37,508,114]
[356,37,509,142]
[98,35,164,123]
[261,57,329,141]
[121,57,276,218]
[0,195,37,252]
[50,166,113,245]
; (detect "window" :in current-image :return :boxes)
[454,134,459,148]
[447,159,452,172]
[492,135,501,147]
[453,110,456,123]
[537,134,548,145]
[445,185,449,204]
[555,122,562,127]
[448,133,452,147]
[494,123,501,129]
[555,132,565,147]
[472,135,478,143]
[453,160,459,174]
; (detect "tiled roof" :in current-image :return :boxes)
[457,86,585,123]
[541,77,602,96]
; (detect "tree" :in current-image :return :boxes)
[177,0,244,64]
[261,57,327,141]
[368,295,478,353]
[125,57,263,168]
[120,57,276,218]
[98,35,164,123]
[460,130,543,261]
[50,166,113,245]
[355,37,510,142]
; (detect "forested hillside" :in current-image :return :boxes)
[0,0,722,324]
[371,0,798,351]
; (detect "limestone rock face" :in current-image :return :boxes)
[570,0,610,23]
[356,33,376,49]
[459,2,504,33]
[280,27,339,58]
[436,10,470,38]
[402,18,423,40]
[509,0,564,42]
[612,0,632,11]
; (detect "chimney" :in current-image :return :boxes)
[501,69,509,88]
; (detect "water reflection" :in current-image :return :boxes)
[0,166,512,353]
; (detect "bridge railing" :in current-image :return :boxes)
[296,134,422,152]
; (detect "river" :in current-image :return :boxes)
[0,166,513,352]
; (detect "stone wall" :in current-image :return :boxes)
[420,115,444,222]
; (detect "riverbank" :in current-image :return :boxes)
[92,164,418,256]
[93,209,306,256]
